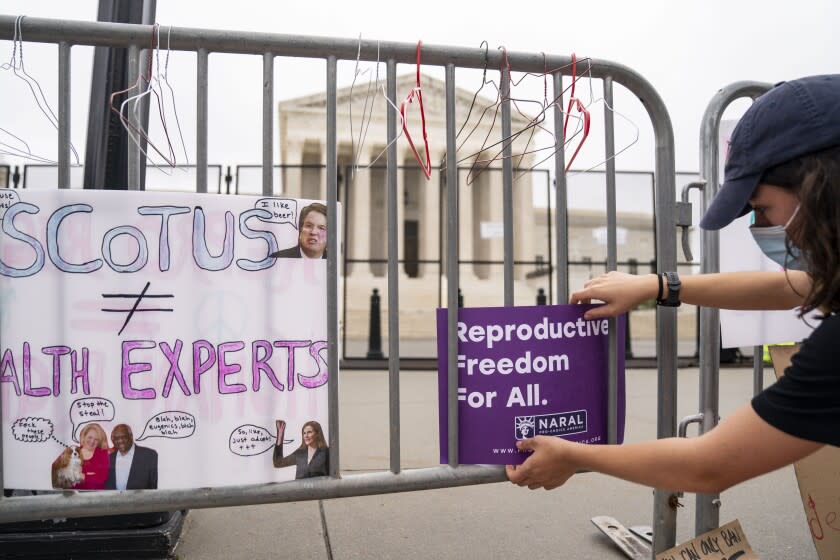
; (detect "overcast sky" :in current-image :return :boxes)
[2,0,838,187]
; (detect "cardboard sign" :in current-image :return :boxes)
[655,519,758,560]
[769,345,840,559]
[436,304,625,464]
[0,189,335,489]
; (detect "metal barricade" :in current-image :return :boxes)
[0,15,681,555]
[16,163,223,191]
[688,81,771,537]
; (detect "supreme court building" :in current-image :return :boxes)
[275,73,693,359]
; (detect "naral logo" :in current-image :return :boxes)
[515,410,587,439]
[514,416,535,440]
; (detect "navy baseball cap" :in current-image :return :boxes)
[700,74,840,230]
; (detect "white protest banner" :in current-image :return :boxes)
[0,189,337,490]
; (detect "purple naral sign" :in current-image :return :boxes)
[437,304,625,465]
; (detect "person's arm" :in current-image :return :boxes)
[569,270,810,320]
[273,445,298,468]
[272,420,297,468]
[506,403,822,493]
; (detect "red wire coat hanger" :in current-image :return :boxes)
[399,41,432,180]
[562,53,591,172]
[458,47,580,184]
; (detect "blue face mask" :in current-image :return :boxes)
[749,205,806,270]
[749,225,806,270]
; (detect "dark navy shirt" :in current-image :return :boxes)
[752,313,840,446]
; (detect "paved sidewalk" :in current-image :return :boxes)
[176,367,817,559]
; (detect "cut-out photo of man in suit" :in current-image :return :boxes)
[105,424,158,490]
[270,202,327,259]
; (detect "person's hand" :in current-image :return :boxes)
[505,436,578,490]
[275,420,286,443]
[569,271,658,320]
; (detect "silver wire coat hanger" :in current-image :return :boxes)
[0,16,81,165]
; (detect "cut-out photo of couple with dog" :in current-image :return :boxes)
[51,422,158,490]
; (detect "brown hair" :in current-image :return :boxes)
[298,420,328,450]
[298,203,327,230]
[761,145,840,315]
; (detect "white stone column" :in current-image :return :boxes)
[367,162,385,278]
[297,145,322,202]
[487,167,506,279]
[396,153,407,278]
[347,148,377,278]
[281,142,303,198]
[470,170,493,280]
[514,164,535,281]
[459,167,476,281]
[419,151,443,279]
[317,140,328,202]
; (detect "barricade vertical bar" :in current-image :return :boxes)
[696,81,769,537]
[387,59,401,474]
[445,63,459,467]
[646,77,679,555]
[0,110,3,481]
[127,44,140,190]
[501,63,514,305]
[603,78,617,272]
[652,343,679,545]
[56,42,72,478]
[196,48,209,193]
[326,55,340,477]
[0,324,3,495]
[58,42,71,189]
[262,53,274,196]
[552,73,568,302]
[138,28,152,183]
[0,2,13,478]
[697,83,723,539]
[652,312,679,546]
[603,77,618,444]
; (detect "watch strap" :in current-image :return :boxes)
[657,271,681,307]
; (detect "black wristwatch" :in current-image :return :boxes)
[656,271,681,307]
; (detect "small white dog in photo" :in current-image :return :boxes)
[52,447,85,489]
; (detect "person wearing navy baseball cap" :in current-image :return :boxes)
[701,74,840,230]
[508,76,840,505]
